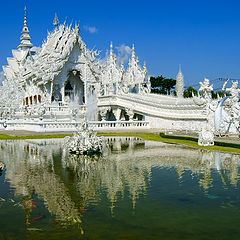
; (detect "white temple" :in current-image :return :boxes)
[0,9,239,135]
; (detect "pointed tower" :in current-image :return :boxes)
[18,6,33,50]
[176,65,184,98]
[127,44,138,69]
[130,44,137,64]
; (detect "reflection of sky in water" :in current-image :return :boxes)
[0,138,240,239]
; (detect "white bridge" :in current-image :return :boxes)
[98,93,207,131]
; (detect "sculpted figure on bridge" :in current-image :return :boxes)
[222,80,240,103]
[223,80,240,121]
[198,78,216,146]
[199,78,213,102]
[215,80,240,135]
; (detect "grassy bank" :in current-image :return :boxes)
[0,133,72,140]
[99,132,240,154]
[0,132,239,154]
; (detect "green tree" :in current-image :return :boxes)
[211,91,225,99]
[184,86,198,98]
[150,75,176,95]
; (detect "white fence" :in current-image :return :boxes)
[0,120,150,132]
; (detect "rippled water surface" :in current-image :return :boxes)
[0,137,240,240]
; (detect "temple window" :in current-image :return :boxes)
[38,95,41,103]
[34,95,37,104]
[65,80,74,98]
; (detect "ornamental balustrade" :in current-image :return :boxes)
[0,120,150,132]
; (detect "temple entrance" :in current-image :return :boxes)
[64,81,74,100]
[64,71,85,105]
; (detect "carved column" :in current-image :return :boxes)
[61,85,65,104]
[125,108,134,121]
[84,63,87,105]
[115,82,118,95]
[112,108,121,121]
[99,107,110,121]
[104,84,107,96]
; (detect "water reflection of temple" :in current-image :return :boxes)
[0,138,240,228]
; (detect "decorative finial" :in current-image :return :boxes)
[131,44,136,59]
[53,13,60,28]
[74,21,80,36]
[110,42,113,58]
[18,6,33,50]
[143,62,148,76]
[77,21,80,34]
[24,6,27,20]
[178,64,182,73]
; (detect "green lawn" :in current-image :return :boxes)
[0,133,73,140]
[0,132,239,154]
[98,132,240,154]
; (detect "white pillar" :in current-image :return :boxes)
[84,63,87,105]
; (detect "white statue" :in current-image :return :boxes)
[198,124,215,146]
[37,104,46,119]
[198,78,216,131]
[199,78,213,101]
[215,80,240,135]
[222,80,240,102]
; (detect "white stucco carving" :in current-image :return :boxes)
[198,124,215,146]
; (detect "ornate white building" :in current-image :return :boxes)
[0,9,239,134]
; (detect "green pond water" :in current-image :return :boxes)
[0,137,240,240]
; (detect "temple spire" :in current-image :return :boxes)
[18,6,33,50]
[176,64,185,98]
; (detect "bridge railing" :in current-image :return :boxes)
[0,120,150,132]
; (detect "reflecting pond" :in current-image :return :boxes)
[0,137,240,240]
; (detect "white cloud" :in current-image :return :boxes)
[115,44,132,65]
[84,25,98,34]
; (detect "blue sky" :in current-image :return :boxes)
[1,0,240,87]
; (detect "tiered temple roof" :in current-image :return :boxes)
[124,45,148,86]
[1,10,149,107]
